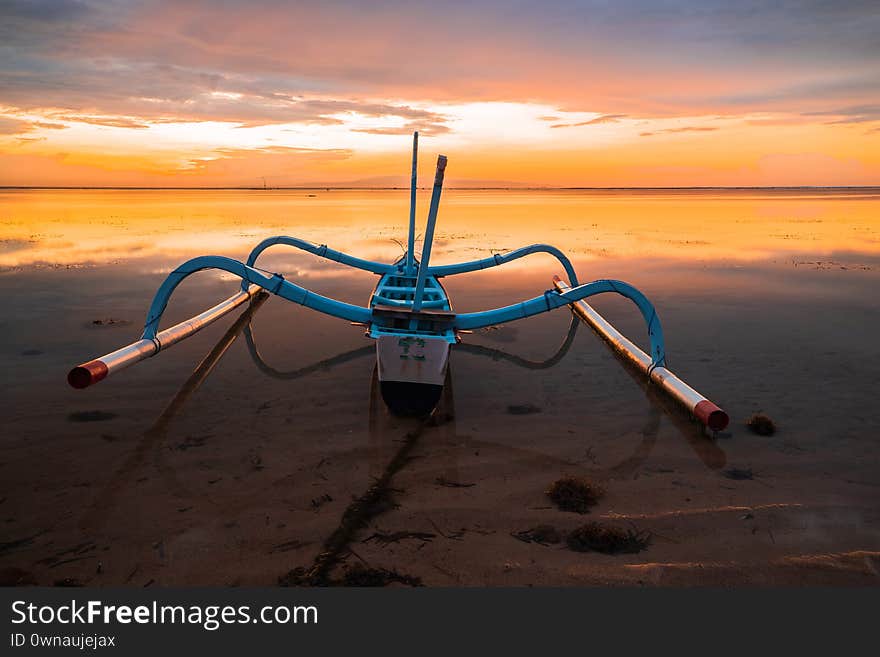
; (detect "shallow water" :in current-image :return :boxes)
[1,188,879,586]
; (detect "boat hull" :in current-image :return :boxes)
[375,334,451,417]
[369,263,455,416]
[379,381,444,417]
[376,334,450,387]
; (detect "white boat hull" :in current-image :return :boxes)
[376,335,450,386]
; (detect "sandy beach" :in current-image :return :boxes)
[1,188,879,587]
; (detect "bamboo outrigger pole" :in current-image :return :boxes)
[553,276,729,431]
[68,285,264,388]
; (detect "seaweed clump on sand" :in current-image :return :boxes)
[722,467,754,481]
[747,414,776,436]
[546,477,604,514]
[277,566,314,587]
[507,404,542,415]
[511,525,562,545]
[67,410,118,423]
[280,564,422,587]
[566,523,651,555]
[90,318,131,328]
[341,564,423,587]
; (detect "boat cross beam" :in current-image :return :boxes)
[430,243,579,286]
[242,235,395,291]
[453,277,666,368]
[553,277,727,431]
[148,256,373,339]
[68,255,375,388]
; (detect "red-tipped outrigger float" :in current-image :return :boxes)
[69,132,728,429]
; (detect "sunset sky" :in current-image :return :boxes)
[0,0,878,187]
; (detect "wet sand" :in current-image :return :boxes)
[1,188,879,586]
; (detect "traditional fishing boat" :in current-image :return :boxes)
[68,133,728,430]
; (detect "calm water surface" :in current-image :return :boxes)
[1,189,878,585]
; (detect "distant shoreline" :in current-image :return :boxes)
[2,186,879,191]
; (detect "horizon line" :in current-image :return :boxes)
[2,185,879,191]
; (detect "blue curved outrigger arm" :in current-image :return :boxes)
[429,244,579,286]
[143,255,373,339]
[453,279,666,368]
[241,236,395,290]
[142,252,662,367]
[244,238,580,289]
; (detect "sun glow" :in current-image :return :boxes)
[3,100,875,188]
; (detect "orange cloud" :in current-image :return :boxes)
[0,1,878,186]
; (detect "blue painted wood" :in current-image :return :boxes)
[143,255,373,339]
[368,264,456,343]
[430,243,579,286]
[406,131,418,276]
[412,155,447,312]
[453,278,666,367]
[241,235,394,290]
[140,244,663,368]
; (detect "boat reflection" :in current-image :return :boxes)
[79,293,725,533]
[78,291,271,531]
[244,308,725,478]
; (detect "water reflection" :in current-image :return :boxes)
[2,187,878,586]
[78,293,271,531]
[242,303,725,480]
[81,288,728,537]
[3,189,879,272]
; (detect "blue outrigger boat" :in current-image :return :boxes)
[69,133,728,430]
